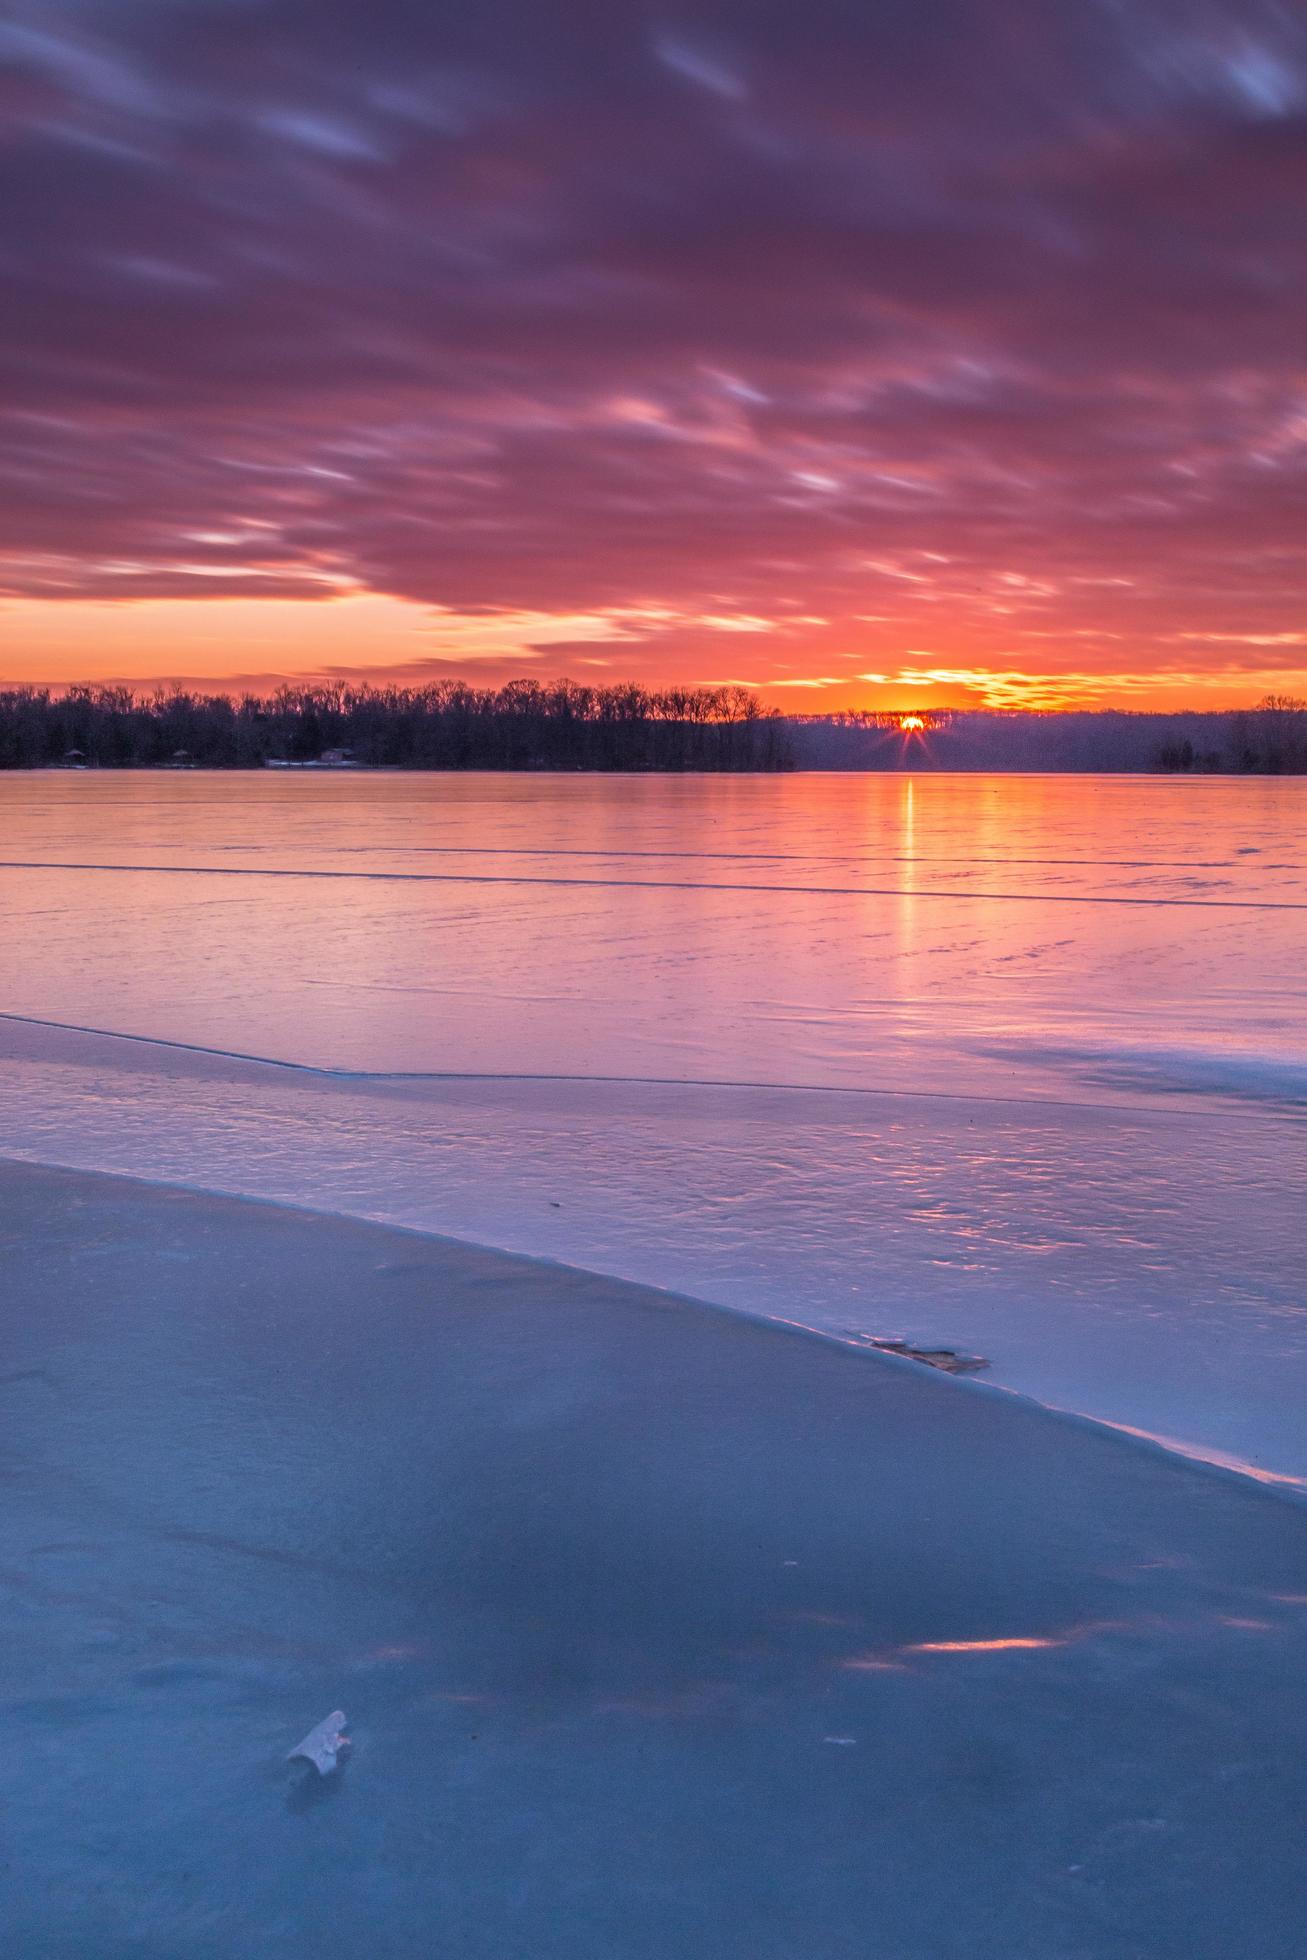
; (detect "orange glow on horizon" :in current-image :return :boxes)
[2,591,1306,714]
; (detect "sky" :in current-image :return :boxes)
[1,0,1305,710]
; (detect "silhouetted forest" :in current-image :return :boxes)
[0,680,791,772]
[6,684,1306,773]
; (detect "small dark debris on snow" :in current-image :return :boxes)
[870,1340,989,1375]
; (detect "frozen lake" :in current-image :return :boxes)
[1,770,1304,1482]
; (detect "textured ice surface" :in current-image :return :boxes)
[3,1014,1304,1487]
[1,772,1304,1483]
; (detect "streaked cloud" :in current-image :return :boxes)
[1,0,1305,704]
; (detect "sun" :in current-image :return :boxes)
[899,714,925,732]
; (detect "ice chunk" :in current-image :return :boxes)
[287,1710,349,1776]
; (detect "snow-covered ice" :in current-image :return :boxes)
[5,1160,1307,1959]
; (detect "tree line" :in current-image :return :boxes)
[0,680,793,772]
[1159,696,1307,774]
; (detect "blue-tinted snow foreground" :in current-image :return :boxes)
[4,1160,1307,1959]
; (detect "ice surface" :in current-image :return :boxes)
[6,1162,1307,1959]
[1,772,1304,1485]
[1,772,1304,1101]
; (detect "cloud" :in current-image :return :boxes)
[1,0,1305,698]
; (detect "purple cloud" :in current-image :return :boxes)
[1,0,1305,687]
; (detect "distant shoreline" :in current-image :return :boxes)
[3,686,1304,772]
[788,701,1307,773]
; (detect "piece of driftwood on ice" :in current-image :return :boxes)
[869,1339,989,1375]
[287,1710,349,1775]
